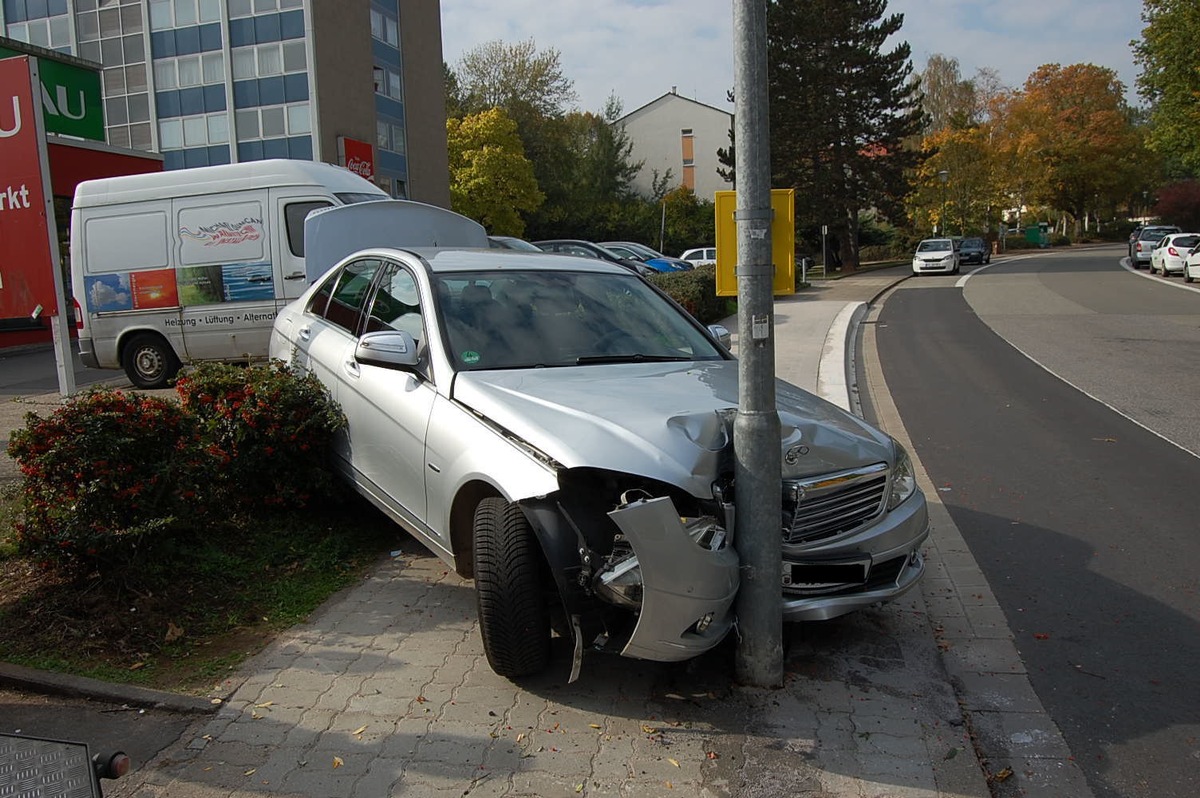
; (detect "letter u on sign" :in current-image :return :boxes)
[0,95,22,138]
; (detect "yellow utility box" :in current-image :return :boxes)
[713,189,795,297]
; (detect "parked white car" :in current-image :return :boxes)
[270,202,929,681]
[1184,243,1200,284]
[912,238,959,275]
[680,247,717,266]
[1149,233,1200,276]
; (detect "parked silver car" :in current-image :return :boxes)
[271,205,929,681]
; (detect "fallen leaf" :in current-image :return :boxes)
[665,781,673,789]
[944,747,958,760]
[415,696,427,704]
[332,757,343,769]
[706,752,719,760]
[668,758,680,768]
[642,725,658,734]
[993,767,1013,781]
[589,724,602,729]
[255,701,274,709]
[575,785,584,794]
[243,769,256,776]
[1034,633,1050,640]
[129,662,145,671]
[353,725,368,735]
[251,711,262,720]
[165,622,184,642]
[1092,437,1117,443]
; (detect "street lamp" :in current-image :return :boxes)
[937,170,950,236]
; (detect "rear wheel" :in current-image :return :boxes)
[121,333,180,389]
[472,497,551,677]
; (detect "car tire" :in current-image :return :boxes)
[1186,272,1194,283]
[473,496,551,678]
[121,332,180,389]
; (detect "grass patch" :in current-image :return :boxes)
[0,486,400,695]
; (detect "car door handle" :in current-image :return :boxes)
[284,271,306,280]
[298,326,311,341]
[344,359,360,379]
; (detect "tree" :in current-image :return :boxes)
[907,126,1005,237]
[445,108,543,236]
[1134,0,1200,175]
[992,64,1145,238]
[453,38,577,124]
[918,54,977,132]
[1153,180,1200,229]
[767,0,926,270]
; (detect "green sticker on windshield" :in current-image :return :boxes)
[461,350,481,364]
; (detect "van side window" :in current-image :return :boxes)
[285,201,333,257]
[309,258,381,334]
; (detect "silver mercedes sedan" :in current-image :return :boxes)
[270,242,928,681]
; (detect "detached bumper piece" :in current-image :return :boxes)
[607,496,739,662]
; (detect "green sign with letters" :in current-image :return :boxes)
[1,45,105,141]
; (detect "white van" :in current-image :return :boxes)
[71,159,387,388]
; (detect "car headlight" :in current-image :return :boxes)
[888,442,917,510]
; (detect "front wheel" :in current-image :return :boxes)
[121,333,180,389]
[472,497,551,678]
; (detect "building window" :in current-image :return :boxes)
[235,101,309,141]
[370,7,398,47]
[228,0,304,17]
[159,111,228,149]
[374,63,402,101]
[232,40,304,79]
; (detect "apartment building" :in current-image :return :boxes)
[0,0,449,205]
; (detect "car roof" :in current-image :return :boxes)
[348,246,633,276]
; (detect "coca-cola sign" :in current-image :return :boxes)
[339,136,374,181]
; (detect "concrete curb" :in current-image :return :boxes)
[0,662,218,715]
[815,301,867,411]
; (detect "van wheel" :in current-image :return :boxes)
[472,497,551,678]
[122,333,180,389]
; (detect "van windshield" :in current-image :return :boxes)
[336,192,389,205]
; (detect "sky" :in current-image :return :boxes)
[438,0,1147,117]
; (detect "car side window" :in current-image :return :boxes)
[310,258,382,334]
[364,263,424,344]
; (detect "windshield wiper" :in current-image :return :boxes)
[575,353,694,365]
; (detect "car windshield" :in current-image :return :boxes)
[435,270,725,370]
[917,240,951,252]
[962,238,984,248]
[1141,227,1179,240]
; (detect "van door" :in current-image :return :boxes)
[273,192,334,301]
[173,190,273,362]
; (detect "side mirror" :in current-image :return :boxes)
[708,324,732,350]
[355,330,419,369]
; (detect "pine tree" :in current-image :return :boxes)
[767,0,925,270]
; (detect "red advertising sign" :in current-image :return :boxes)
[340,136,375,181]
[0,57,57,319]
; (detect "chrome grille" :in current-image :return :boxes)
[781,463,888,545]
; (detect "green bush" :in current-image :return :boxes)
[1051,234,1072,247]
[175,362,347,512]
[649,265,735,323]
[6,389,203,571]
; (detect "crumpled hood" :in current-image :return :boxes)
[451,362,894,498]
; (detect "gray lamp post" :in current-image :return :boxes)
[937,169,950,236]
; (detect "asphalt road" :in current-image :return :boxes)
[0,343,122,397]
[875,246,1200,798]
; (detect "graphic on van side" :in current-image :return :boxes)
[178,262,273,304]
[179,217,263,247]
[87,262,273,313]
[85,273,132,312]
[130,268,180,309]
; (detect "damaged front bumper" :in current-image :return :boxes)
[607,496,739,662]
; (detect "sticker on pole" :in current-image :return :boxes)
[752,314,769,340]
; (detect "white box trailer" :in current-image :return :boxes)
[70,159,387,388]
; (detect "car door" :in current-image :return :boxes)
[335,260,438,536]
[291,257,384,463]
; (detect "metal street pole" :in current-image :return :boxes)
[732,0,782,688]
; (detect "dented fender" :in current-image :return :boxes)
[608,497,739,661]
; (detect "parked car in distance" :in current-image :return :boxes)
[532,239,656,277]
[488,235,543,252]
[600,241,693,272]
[1132,225,1181,269]
[271,201,930,681]
[958,237,991,265]
[681,247,717,267]
[911,238,960,275]
[1128,225,1143,261]
[1149,233,1199,277]
[1184,244,1200,283]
